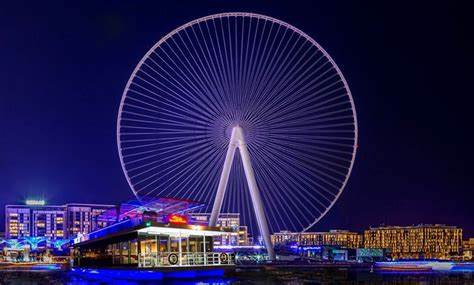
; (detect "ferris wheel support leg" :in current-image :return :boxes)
[209,141,237,227]
[238,141,276,261]
[210,126,275,260]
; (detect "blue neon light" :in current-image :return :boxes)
[53,238,71,250]
[85,218,137,241]
[71,268,226,281]
[23,236,46,250]
[5,239,24,250]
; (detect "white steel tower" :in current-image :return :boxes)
[209,126,275,260]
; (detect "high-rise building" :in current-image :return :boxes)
[271,230,362,249]
[364,224,462,260]
[5,201,115,239]
[190,213,249,246]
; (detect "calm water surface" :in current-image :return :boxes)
[0,269,473,284]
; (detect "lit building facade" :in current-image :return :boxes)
[271,230,362,249]
[462,238,474,261]
[190,213,249,246]
[31,205,66,239]
[364,224,462,260]
[5,202,115,239]
[66,204,115,237]
[6,206,31,238]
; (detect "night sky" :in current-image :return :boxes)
[1,1,473,236]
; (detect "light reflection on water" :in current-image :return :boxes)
[0,269,472,284]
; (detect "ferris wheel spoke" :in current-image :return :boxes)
[258,65,339,121]
[220,17,240,118]
[249,37,310,117]
[121,105,210,129]
[224,16,237,108]
[277,89,348,122]
[247,25,287,108]
[153,47,226,118]
[193,153,225,208]
[122,134,211,160]
[236,16,244,108]
[239,16,254,111]
[263,85,349,126]
[137,60,220,117]
[268,135,354,152]
[134,71,216,122]
[291,114,354,126]
[118,13,358,237]
[251,38,322,106]
[215,18,235,97]
[262,77,345,123]
[193,24,233,112]
[153,144,225,199]
[147,52,224,115]
[183,28,229,112]
[206,20,233,107]
[132,141,218,193]
[132,72,207,114]
[279,107,355,125]
[253,149,328,229]
[254,47,323,117]
[247,27,304,102]
[140,60,222,118]
[264,90,349,126]
[160,40,221,104]
[268,138,353,163]
[120,133,209,144]
[127,84,213,124]
[125,90,209,125]
[245,20,276,103]
[126,138,213,177]
[273,121,355,131]
[255,142,342,201]
[155,144,224,199]
[120,110,206,133]
[169,35,227,115]
[125,135,212,170]
[266,139,351,178]
[253,143,338,204]
[121,132,209,146]
[252,154,311,230]
[271,58,335,104]
[240,17,264,111]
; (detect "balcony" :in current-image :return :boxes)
[138,252,234,268]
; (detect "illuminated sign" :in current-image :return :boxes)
[25,199,45,206]
[166,214,188,225]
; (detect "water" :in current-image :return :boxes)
[0,269,473,284]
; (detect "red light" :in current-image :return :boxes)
[166,214,188,225]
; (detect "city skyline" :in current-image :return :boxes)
[1,1,473,236]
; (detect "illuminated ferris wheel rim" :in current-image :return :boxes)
[116,12,358,233]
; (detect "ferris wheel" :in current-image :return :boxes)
[117,13,358,259]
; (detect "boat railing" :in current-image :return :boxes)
[138,251,234,267]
